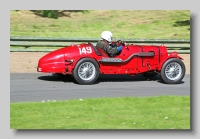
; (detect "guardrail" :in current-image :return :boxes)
[10,36,190,54]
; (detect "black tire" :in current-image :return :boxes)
[72,58,99,85]
[160,58,185,84]
[143,71,158,77]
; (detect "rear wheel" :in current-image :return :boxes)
[160,58,185,84]
[73,58,99,84]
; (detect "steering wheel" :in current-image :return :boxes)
[116,40,124,46]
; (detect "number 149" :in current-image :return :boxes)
[79,47,92,54]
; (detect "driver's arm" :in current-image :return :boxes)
[117,45,122,51]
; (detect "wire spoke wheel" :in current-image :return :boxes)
[73,58,99,84]
[161,58,185,84]
[78,62,96,81]
[165,62,182,80]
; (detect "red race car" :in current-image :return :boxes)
[37,40,186,85]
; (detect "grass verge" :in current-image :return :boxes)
[10,10,190,39]
[10,96,190,129]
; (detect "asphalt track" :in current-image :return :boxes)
[10,73,190,103]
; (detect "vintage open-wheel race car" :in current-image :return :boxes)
[37,40,186,85]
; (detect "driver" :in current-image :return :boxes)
[96,31,122,57]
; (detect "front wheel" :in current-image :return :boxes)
[73,58,99,85]
[160,58,185,84]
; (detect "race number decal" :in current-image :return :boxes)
[79,47,92,54]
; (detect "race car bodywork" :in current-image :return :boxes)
[37,41,186,84]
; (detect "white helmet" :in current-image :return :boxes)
[101,31,113,42]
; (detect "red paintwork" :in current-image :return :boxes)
[37,42,184,75]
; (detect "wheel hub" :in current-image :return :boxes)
[169,67,175,73]
[82,67,90,76]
